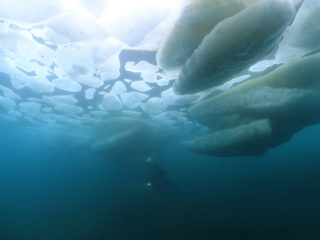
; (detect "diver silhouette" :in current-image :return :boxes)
[146,161,181,194]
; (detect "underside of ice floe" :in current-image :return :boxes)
[184,53,320,157]
[0,0,320,159]
[157,0,300,94]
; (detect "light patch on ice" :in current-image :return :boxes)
[42,95,78,107]
[161,88,199,106]
[45,12,108,44]
[110,81,127,94]
[141,97,167,115]
[152,111,187,126]
[217,75,252,91]
[125,61,158,74]
[98,0,181,46]
[130,81,152,92]
[98,53,121,81]
[0,96,16,110]
[0,84,21,100]
[125,61,159,84]
[92,38,127,64]
[55,104,84,115]
[100,93,123,111]
[53,78,82,93]
[0,0,62,24]
[249,60,278,73]
[121,92,149,109]
[85,88,96,100]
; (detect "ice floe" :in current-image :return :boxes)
[185,54,320,156]
[0,0,319,159]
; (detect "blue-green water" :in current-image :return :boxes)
[1,123,320,240]
[1,0,320,239]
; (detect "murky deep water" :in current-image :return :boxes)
[1,123,320,240]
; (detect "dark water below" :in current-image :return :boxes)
[1,123,320,240]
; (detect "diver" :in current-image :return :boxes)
[144,157,181,194]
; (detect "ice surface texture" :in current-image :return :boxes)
[157,0,296,94]
[185,54,320,156]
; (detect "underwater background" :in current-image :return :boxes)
[1,121,320,240]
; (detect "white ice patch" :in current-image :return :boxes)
[45,12,108,44]
[100,93,123,111]
[53,78,82,93]
[121,92,149,109]
[141,97,167,115]
[217,74,252,91]
[249,60,278,73]
[275,0,320,63]
[98,53,121,81]
[130,81,152,92]
[92,38,127,64]
[85,88,96,100]
[110,81,127,94]
[125,61,159,82]
[98,1,171,46]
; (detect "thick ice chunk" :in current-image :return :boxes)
[183,119,272,157]
[174,0,295,94]
[157,0,258,70]
[275,0,320,63]
[187,54,320,156]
